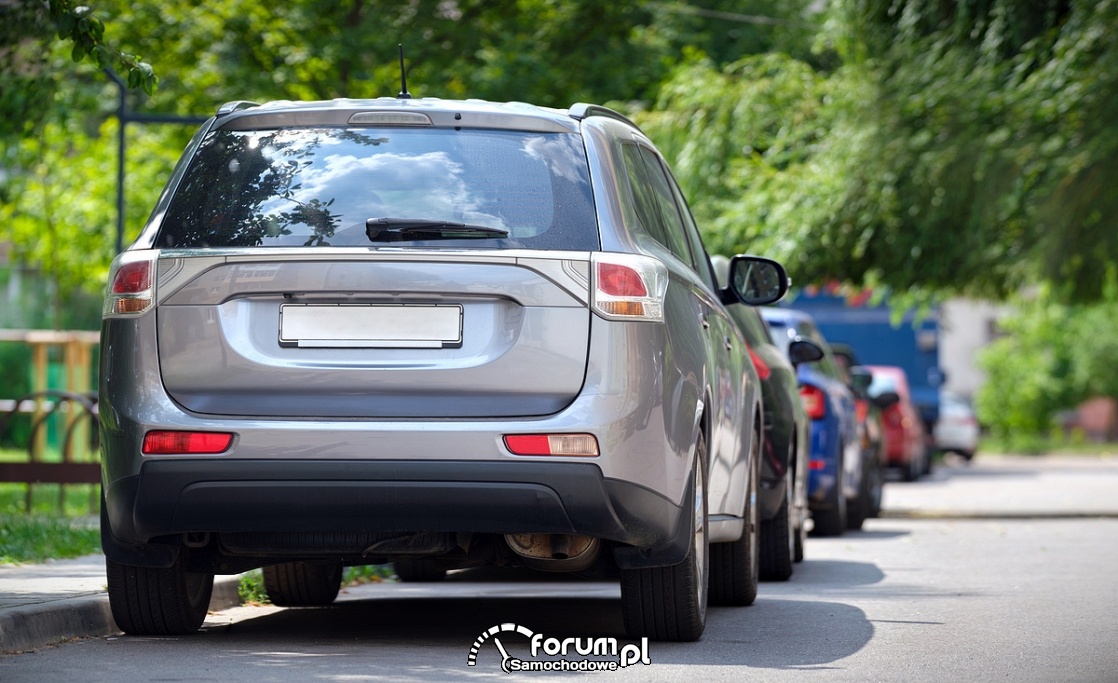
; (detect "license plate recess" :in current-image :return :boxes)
[279,304,463,348]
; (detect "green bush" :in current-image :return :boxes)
[977,284,1118,448]
[0,513,100,564]
[237,569,270,605]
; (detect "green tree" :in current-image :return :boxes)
[819,0,1118,304]
[3,0,810,310]
[0,0,155,140]
[639,1,1118,306]
[976,279,1118,445]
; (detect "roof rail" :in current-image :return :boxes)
[567,103,641,131]
[215,100,261,117]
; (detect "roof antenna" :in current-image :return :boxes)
[396,44,411,99]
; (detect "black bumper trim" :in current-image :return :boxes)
[103,459,689,569]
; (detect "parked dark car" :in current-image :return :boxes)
[712,256,823,580]
[99,96,791,642]
[760,308,882,536]
[831,344,885,520]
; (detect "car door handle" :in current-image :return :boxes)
[724,336,733,351]
[700,316,710,330]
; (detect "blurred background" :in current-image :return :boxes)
[2,0,1117,478]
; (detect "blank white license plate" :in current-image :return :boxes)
[279,304,463,348]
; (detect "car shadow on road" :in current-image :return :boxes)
[199,592,874,673]
[667,598,874,669]
[841,528,911,540]
[191,559,885,672]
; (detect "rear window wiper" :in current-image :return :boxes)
[365,217,509,242]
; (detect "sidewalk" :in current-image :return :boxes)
[0,554,242,654]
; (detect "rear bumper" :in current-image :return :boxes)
[102,459,691,572]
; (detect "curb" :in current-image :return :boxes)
[0,575,243,654]
[879,509,1118,520]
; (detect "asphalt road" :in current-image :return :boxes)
[3,454,1118,682]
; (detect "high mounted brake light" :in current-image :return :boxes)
[591,253,667,322]
[104,252,156,317]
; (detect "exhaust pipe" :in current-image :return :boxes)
[504,533,600,572]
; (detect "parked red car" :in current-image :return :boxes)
[866,365,929,481]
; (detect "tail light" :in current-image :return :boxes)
[104,252,156,317]
[504,434,600,457]
[142,431,234,455]
[800,385,827,420]
[854,399,869,424]
[591,253,667,322]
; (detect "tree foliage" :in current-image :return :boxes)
[0,0,156,140]
[1,0,809,312]
[639,1,1118,305]
[976,279,1118,444]
[3,0,1118,319]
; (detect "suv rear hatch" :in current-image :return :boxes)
[148,106,600,419]
[155,250,592,418]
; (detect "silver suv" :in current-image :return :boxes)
[99,97,789,641]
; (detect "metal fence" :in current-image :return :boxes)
[0,390,100,512]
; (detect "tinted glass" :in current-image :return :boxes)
[765,319,792,357]
[869,374,900,395]
[620,144,672,249]
[734,306,773,347]
[156,127,599,250]
[637,147,695,268]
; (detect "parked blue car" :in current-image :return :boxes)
[760,308,882,536]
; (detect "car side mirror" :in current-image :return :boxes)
[722,255,790,306]
[872,391,901,409]
[788,337,824,367]
[849,366,872,393]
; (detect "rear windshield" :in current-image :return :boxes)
[155,127,599,250]
[869,374,900,396]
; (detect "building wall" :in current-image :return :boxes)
[938,299,1008,401]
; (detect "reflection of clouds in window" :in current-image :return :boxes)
[159,126,599,249]
[256,150,503,227]
[523,135,588,185]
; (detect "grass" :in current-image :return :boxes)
[237,563,398,604]
[0,513,100,564]
[0,484,100,564]
[0,444,102,563]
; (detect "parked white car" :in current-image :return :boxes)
[933,393,980,460]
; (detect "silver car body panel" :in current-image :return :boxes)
[153,250,593,418]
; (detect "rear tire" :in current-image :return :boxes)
[810,452,847,537]
[262,561,343,606]
[793,508,806,563]
[106,555,214,635]
[902,451,921,482]
[759,471,794,581]
[393,560,447,582]
[621,433,709,641]
[847,453,882,530]
[712,426,762,599]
